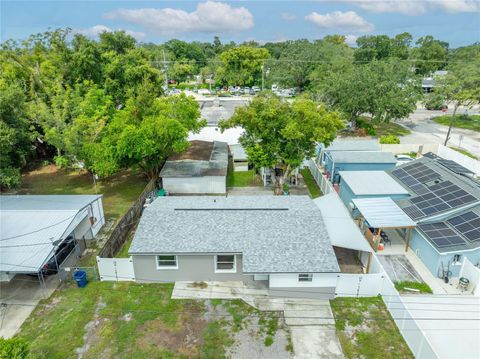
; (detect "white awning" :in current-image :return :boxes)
[314,193,373,253]
[352,197,416,228]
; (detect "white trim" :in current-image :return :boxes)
[214,254,237,273]
[156,255,178,270]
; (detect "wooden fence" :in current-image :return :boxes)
[98,179,157,258]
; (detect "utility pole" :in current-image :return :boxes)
[162,50,168,89]
[261,62,265,91]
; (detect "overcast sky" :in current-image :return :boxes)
[1,1,479,47]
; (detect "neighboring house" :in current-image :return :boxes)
[422,70,448,93]
[317,138,380,165]
[160,140,228,194]
[325,151,397,183]
[229,144,249,172]
[128,195,372,299]
[387,154,480,277]
[338,171,410,211]
[0,195,104,282]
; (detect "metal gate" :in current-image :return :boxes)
[96,257,136,281]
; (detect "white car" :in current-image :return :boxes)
[198,89,211,95]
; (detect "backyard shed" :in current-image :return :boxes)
[324,151,397,183]
[0,195,104,281]
[160,140,228,194]
[339,171,410,208]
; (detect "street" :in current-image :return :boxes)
[398,108,480,157]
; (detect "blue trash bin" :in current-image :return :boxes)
[73,270,87,288]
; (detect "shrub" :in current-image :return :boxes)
[54,155,70,169]
[356,117,377,136]
[0,337,32,359]
[424,93,445,110]
[380,135,400,144]
[0,166,21,189]
[264,335,274,347]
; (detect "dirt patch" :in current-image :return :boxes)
[188,281,208,289]
[75,297,107,359]
[36,296,63,317]
[137,314,208,357]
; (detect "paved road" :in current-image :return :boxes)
[398,108,480,157]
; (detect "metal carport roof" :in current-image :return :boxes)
[352,197,416,228]
[313,193,373,253]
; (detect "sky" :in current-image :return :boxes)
[1,0,479,47]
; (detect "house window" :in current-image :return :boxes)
[215,255,236,273]
[156,255,178,269]
[298,274,313,282]
[453,254,462,264]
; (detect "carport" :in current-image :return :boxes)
[314,193,374,272]
[352,197,416,252]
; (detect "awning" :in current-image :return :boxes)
[314,193,373,253]
[352,197,416,229]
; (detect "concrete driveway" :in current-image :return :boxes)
[0,274,59,338]
[398,108,480,157]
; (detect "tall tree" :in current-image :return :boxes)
[219,93,343,191]
[215,46,270,86]
[435,56,480,145]
[318,59,421,127]
[412,36,449,75]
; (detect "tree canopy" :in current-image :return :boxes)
[219,93,344,188]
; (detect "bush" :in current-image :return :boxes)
[54,155,70,169]
[424,93,445,110]
[264,335,274,347]
[0,166,21,189]
[0,338,32,359]
[380,135,400,144]
[356,117,377,136]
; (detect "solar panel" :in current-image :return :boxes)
[418,222,467,248]
[437,159,474,175]
[391,163,441,192]
[447,211,480,243]
[403,205,424,220]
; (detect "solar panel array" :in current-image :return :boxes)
[447,211,480,243]
[392,162,478,220]
[417,222,466,248]
[437,159,474,175]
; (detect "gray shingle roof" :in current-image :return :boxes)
[159,141,228,178]
[331,151,397,164]
[130,196,340,273]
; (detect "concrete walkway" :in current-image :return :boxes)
[172,281,344,358]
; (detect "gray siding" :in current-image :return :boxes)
[269,287,336,300]
[132,254,255,283]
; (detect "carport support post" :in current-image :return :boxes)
[366,252,372,274]
[405,227,412,252]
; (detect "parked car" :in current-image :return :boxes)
[243,87,250,94]
[198,88,211,95]
[30,236,77,276]
[252,86,260,93]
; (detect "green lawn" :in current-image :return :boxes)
[433,115,480,132]
[299,169,322,198]
[117,229,136,258]
[373,122,411,137]
[449,146,479,160]
[227,169,262,187]
[17,282,281,359]
[394,281,433,294]
[330,297,413,359]
[17,164,148,221]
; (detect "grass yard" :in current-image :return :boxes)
[330,297,413,359]
[17,164,148,221]
[394,281,433,294]
[299,169,322,198]
[433,115,480,133]
[449,146,479,160]
[373,122,411,137]
[116,229,136,258]
[227,169,262,187]
[17,282,286,359]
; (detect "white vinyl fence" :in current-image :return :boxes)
[308,159,335,195]
[381,276,438,359]
[437,145,480,176]
[380,143,439,155]
[96,257,136,281]
[459,257,480,296]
